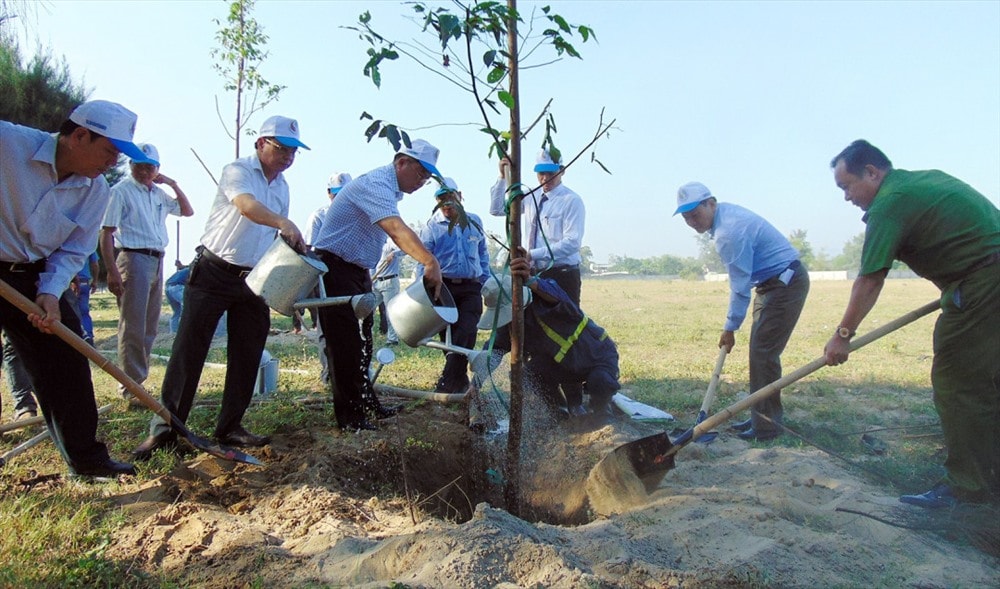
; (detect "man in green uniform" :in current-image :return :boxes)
[825,139,1000,508]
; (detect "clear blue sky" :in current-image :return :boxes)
[20,0,1000,264]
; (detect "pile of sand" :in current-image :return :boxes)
[100,394,998,588]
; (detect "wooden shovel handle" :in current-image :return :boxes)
[699,346,729,414]
[0,279,177,427]
[689,299,941,440]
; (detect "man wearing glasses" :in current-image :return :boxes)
[312,140,444,431]
[134,116,308,459]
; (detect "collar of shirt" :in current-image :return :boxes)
[33,133,93,189]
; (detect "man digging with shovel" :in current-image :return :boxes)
[675,182,810,442]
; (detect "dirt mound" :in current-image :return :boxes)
[103,400,999,588]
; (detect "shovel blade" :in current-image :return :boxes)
[173,423,264,466]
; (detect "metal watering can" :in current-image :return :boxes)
[386,279,459,347]
[245,237,376,319]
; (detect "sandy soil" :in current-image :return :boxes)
[87,328,999,587]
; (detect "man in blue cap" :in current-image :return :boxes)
[675,181,810,442]
[134,115,309,459]
[417,177,490,395]
[1,99,145,477]
[312,139,444,431]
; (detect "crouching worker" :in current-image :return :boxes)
[476,252,620,421]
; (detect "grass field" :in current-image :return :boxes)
[0,277,947,586]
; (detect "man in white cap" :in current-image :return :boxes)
[674,181,810,441]
[312,139,444,431]
[134,115,308,459]
[417,177,490,395]
[490,149,587,411]
[100,143,193,406]
[0,99,145,477]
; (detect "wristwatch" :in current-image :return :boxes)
[836,326,856,339]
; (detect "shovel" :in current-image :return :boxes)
[694,347,728,444]
[0,279,263,466]
[587,300,940,507]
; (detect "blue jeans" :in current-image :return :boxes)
[2,333,37,416]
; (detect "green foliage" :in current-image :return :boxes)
[787,229,815,268]
[0,38,89,131]
[210,0,285,157]
[831,231,865,272]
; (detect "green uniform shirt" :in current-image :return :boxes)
[859,169,1000,288]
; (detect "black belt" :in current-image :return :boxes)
[0,259,46,273]
[758,260,802,288]
[443,277,477,285]
[538,264,579,273]
[122,247,164,259]
[374,274,398,282]
[197,246,253,278]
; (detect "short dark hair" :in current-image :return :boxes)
[58,119,82,135]
[830,139,892,175]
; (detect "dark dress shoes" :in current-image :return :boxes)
[215,426,271,447]
[370,403,402,420]
[729,418,753,432]
[737,428,782,442]
[132,431,179,461]
[71,458,137,477]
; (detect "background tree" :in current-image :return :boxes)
[787,229,816,269]
[696,233,724,274]
[831,232,865,272]
[210,0,284,158]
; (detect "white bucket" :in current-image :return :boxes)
[254,349,279,398]
[245,238,328,316]
[386,280,458,347]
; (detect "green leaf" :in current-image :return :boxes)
[486,66,505,84]
[498,90,514,109]
[483,50,497,67]
[553,15,571,33]
[385,125,401,150]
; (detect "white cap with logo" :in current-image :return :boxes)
[68,100,145,162]
[674,181,714,215]
[130,143,160,166]
[533,149,562,173]
[327,172,352,194]
[396,138,441,178]
[259,115,310,149]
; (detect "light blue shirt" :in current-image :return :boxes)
[490,179,585,267]
[304,201,330,247]
[372,239,402,279]
[313,163,402,269]
[416,210,489,282]
[0,121,109,297]
[711,202,799,332]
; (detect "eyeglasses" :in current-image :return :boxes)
[265,138,298,156]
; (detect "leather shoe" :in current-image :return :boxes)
[216,426,270,447]
[342,419,378,432]
[730,418,753,432]
[132,431,179,461]
[71,458,137,477]
[369,403,402,420]
[899,484,957,509]
[737,428,782,442]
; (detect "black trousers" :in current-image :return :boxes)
[0,267,110,470]
[315,250,381,427]
[151,254,269,438]
[435,279,483,393]
[536,264,584,407]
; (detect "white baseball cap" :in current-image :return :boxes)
[130,143,160,166]
[327,172,352,194]
[533,148,562,173]
[396,138,441,178]
[435,177,459,197]
[259,115,310,149]
[478,274,532,330]
[68,100,145,162]
[674,181,714,215]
